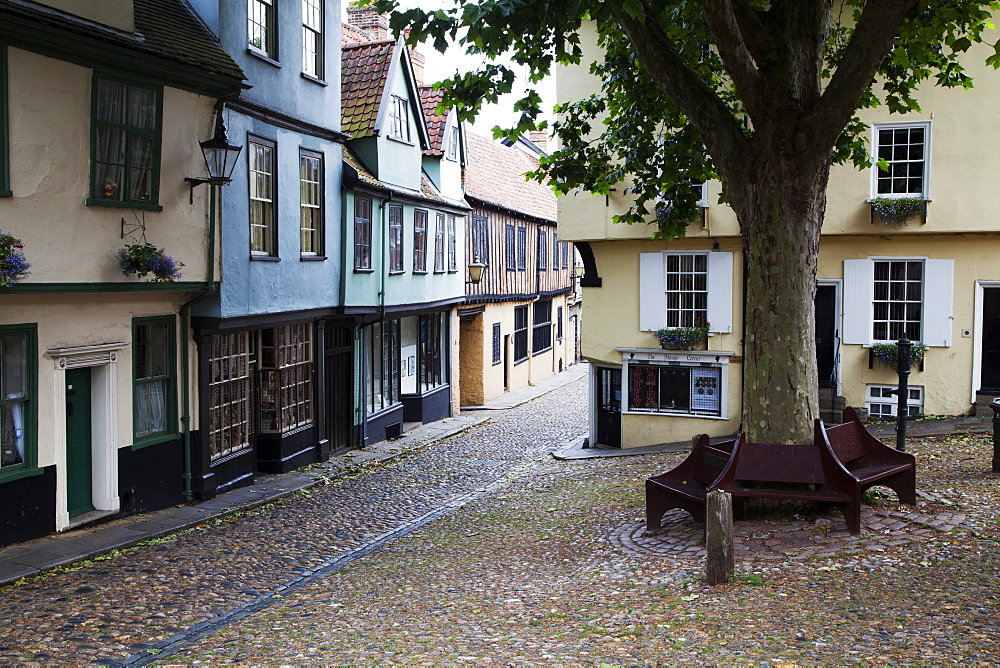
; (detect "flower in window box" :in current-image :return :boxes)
[870,197,927,228]
[0,230,31,287]
[657,317,710,350]
[117,238,184,283]
[871,342,926,369]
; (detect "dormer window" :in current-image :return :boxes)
[388,95,410,142]
[446,125,459,160]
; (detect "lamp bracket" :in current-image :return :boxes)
[185,177,230,204]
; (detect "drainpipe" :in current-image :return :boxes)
[180,181,219,502]
[378,192,395,319]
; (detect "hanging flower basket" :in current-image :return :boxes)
[870,197,927,228]
[657,317,710,350]
[0,230,31,287]
[871,342,926,369]
[117,239,184,283]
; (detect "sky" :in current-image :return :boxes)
[342,1,557,138]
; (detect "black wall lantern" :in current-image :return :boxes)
[185,107,242,202]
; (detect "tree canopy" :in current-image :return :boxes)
[375,0,1000,443]
[378,0,998,236]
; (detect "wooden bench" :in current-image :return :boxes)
[818,406,917,507]
[712,423,864,532]
[645,431,742,532]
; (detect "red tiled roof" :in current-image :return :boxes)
[464,132,556,223]
[341,40,396,139]
[419,86,446,156]
[341,23,370,46]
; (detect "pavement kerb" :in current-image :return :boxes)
[0,364,589,587]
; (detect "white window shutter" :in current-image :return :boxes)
[639,252,666,331]
[706,251,734,333]
[923,259,953,347]
[842,259,874,345]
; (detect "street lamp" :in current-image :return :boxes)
[185,107,242,202]
[468,254,486,284]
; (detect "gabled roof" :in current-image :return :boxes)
[464,132,557,224]
[341,39,395,138]
[341,37,430,147]
[0,0,245,94]
[418,86,446,156]
[343,147,470,212]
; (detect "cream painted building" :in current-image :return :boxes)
[0,0,244,546]
[559,23,1000,448]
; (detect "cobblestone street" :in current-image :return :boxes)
[1,374,999,664]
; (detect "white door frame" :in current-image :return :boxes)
[816,279,843,396]
[972,281,1000,402]
[47,342,128,531]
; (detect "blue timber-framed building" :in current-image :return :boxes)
[188,0,351,499]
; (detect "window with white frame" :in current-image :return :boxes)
[248,0,277,58]
[873,259,922,341]
[446,125,459,160]
[388,95,410,142]
[627,362,723,417]
[301,0,323,78]
[665,254,707,327]
[842,257,953,347]
[867,384,922,419]
[873,122,930,198]
[639,251,734,334]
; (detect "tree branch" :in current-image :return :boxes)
[807,0,916,149]
[618,2,748,178]
[696,0,762,118]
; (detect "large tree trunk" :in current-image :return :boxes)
[725,141,832,444]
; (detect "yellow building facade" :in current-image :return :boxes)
[559,25,1000,448]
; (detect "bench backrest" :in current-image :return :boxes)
[823,422,866,465]
[731,443,826,484]
[692,446,732,485]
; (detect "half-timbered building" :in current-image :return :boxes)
[459,133,575,406]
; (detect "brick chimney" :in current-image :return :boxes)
[346,4,389,41]
[529,131,549,153]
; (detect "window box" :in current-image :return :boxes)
[870,197,927,228]
[868,342,926,371]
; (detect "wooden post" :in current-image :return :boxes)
[705,488,734,585]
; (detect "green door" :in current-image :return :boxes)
[65,368,93,517]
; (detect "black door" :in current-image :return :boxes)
[815,285,837,388]
[982,288,1000,390]
[596,367,621,448]
[66,368,94,518]
[324,325,354,454]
